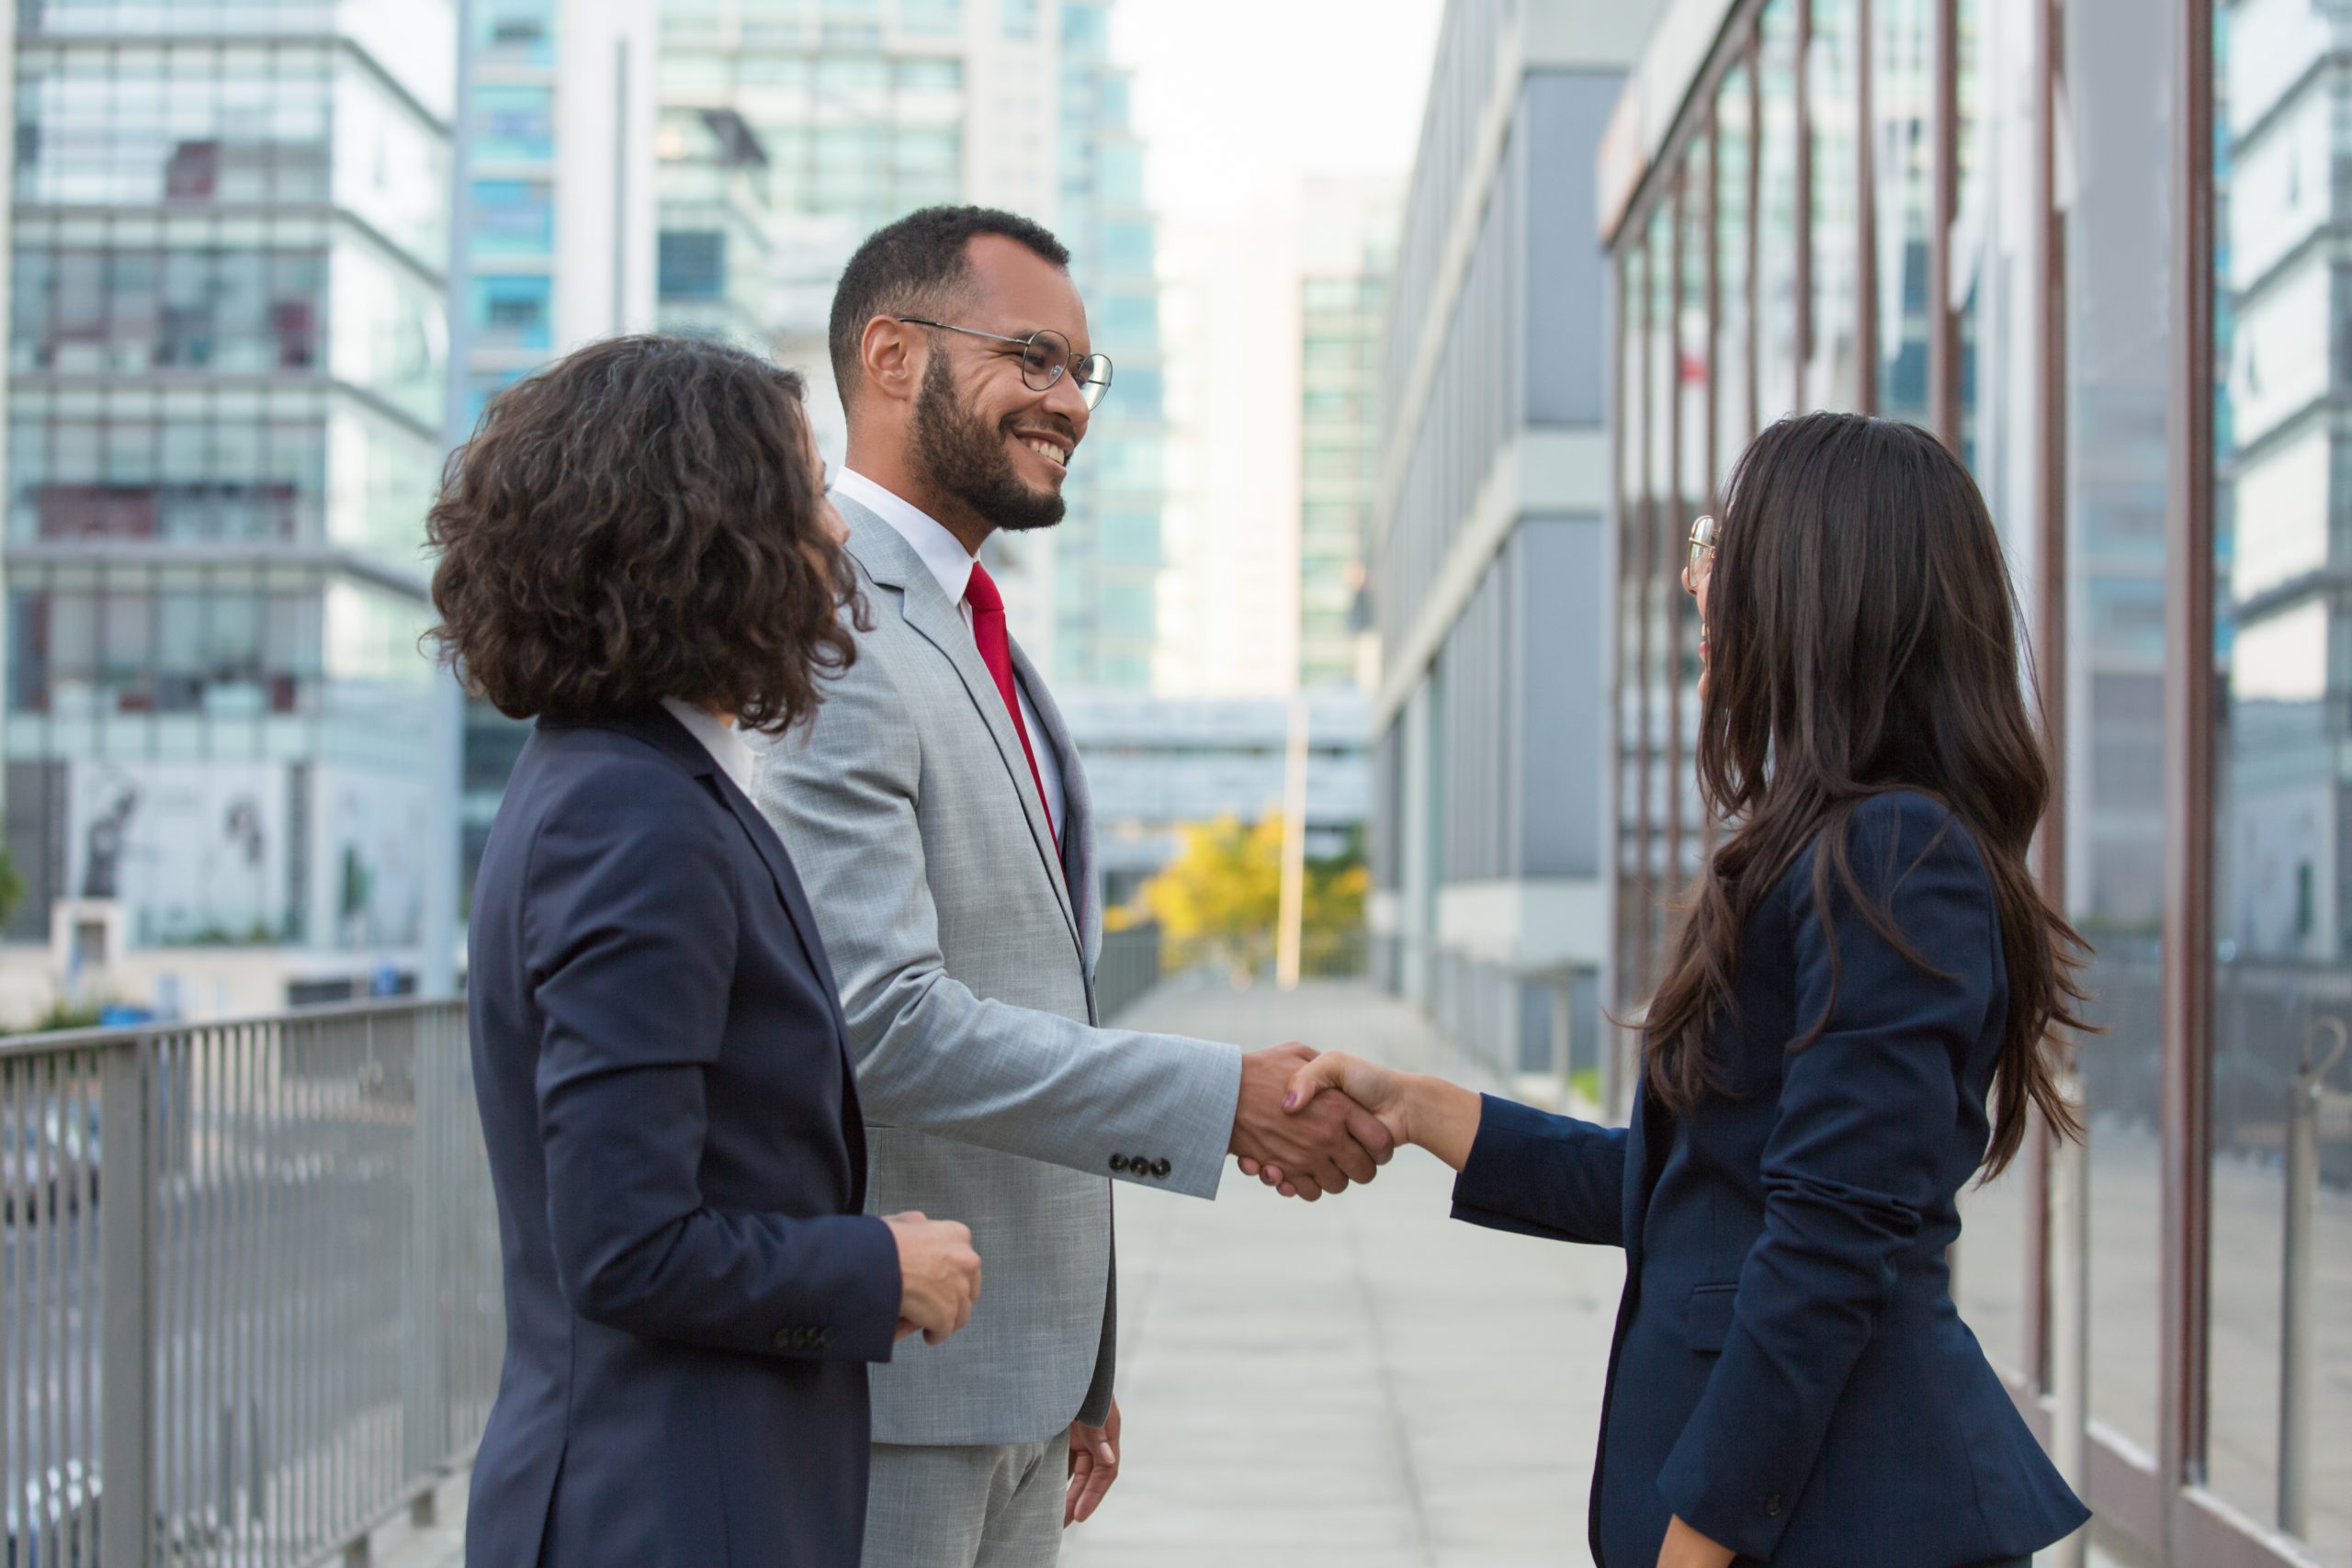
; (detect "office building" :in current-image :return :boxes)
[1046,0,1161,689]
[1600,0,2347,1561]
[1061,687,1371,909]
[4,0,458,1010]
[458,0,660,897]
[1368,0,1652,1085]
[1298,175,1401,691]
[653,0,1059,468]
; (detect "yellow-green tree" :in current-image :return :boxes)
[1130,816,1367,979]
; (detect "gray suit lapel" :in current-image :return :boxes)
[1009,638,1100,976]
[837,498,1082,959]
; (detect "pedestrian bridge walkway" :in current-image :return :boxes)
[377,981,2132,1568]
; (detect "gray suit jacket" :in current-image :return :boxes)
[752,499,1243,1447]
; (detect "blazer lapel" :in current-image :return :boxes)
[1009,637,1098,973]
[1622,1080,1671,1276]
[839,502,1083,960]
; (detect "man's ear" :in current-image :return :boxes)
[859,316,923,407]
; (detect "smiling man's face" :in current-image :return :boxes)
[907,234,1093,534]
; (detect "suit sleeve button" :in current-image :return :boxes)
[1129,1154,1148,1173]
[1763,1494,1782,1517]
[772,1328,792,1349]
[1151,1158,1171,1179]
[819,1327,835,1348]
[1108,1154,1130,1173]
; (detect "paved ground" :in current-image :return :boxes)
[1057,978,1623,1568]
[382,978,2162,1568]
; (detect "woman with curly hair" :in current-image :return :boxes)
[432,334,982,1568]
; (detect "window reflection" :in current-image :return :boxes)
[2209,0,2352,1551]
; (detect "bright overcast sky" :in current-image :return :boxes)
[1114,0,1448,224]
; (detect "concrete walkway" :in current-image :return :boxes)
[390,978,2128,1567]
[1058,978,1621,1568]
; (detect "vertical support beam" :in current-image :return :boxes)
[1857,0,1881,414]
[1747,30,1764,437]
[1634,239,1657,994]
[1666,169,1688,899]
[1795,0,1815,412]
[99,1039,153,1568]
[1929,0,1962,449]
[2163,0,2218,1539]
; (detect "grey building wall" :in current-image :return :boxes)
[1371,23,1624,1089]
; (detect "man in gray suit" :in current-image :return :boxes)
[753,206,1392,1567]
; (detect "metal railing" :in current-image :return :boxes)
[2,998,502,1568]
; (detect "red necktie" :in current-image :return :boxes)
[962,561,1057,844]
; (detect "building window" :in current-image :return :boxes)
[474,85,555,163]
[471,179,554,258]
[469,275,552,350]
[659,231,726,302]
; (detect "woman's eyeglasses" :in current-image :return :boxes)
[1683,514,1718,592]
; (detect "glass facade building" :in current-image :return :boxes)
[457,0,657,898]
[1297,175,1400,691]
[1368,0,1640,1086]
[6,0,456,965]
[1050,0,1160,690]
[1601,1,2349,1562]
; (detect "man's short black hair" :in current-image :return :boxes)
[828,206,1072,404]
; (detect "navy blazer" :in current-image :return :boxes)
[464,707,903,1568]
[1453,792,2087,1568]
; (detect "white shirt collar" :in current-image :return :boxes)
[659,699,756,798]
[831,467,978,608]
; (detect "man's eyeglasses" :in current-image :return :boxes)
[1684,514,1718,592]
[896,319,1114,411]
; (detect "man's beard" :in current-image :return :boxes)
[909,353,1067,533]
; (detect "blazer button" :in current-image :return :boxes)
[772,1328,793,1350]
[818,1327,835,1348]
[1150,1157,1171,1179]
[1109,1154,1130,1173]
[1763,1494,1782,1517]
[1128,1154,1149,1174]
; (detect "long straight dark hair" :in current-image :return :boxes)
[1643,413,2087,1177]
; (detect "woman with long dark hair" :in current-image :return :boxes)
[434,335,983,1567]
[1268,413,2092,1567]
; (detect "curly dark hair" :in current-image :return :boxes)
[828,205,1071,404]
[426,334,865,734]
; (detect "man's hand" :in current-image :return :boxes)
[1227,1043,1395,1201]
[883,1211,981,1345]
[1064,1398,1121,1526]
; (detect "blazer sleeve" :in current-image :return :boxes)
[755,638,1242,1201]
[1448,1095,1628,1246]
[528,767,903,1364]
[1655,796,1993,1559]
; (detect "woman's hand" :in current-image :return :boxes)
[1236,1053,1484,1194]
[1657,1515,1736,1568]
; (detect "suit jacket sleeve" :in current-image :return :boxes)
[756,641,1242,1201]
[527,766,903,1363]
[1448,1095,1628,1246]
[1655,796,1991,1559]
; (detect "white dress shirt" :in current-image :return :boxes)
[831,468,1067,844]
[660,698,756,798]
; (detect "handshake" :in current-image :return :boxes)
[1226,1043,1413,1201]
[882,1043,1417,1348]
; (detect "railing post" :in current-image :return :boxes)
[2047,1067,2090,1568]
[2277,1011,2341,1540]
[99,1037,153,1568]
[404,1015,447,1486]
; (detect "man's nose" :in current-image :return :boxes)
[1043,363,1091,431]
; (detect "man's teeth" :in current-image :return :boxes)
[1022,439,1067,466]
